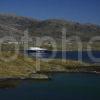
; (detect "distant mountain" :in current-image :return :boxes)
[0,14,100,42]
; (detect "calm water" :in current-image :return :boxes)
[27,51,100,63]
[0,51,100,100]
[0,73,100,100]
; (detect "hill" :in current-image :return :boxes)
[0,14,100,50]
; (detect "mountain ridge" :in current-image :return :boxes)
[0,14,100,42]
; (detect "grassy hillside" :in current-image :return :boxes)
[0,51,99,77]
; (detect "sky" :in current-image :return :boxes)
[0,0,100,24]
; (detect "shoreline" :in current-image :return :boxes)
[0,73,51,81]
[0,70,100,81]
[38,70,100,75]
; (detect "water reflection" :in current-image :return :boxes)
[0,80,21,89]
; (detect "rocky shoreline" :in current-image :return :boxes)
[0,73,50,81]
[0,70,100,81]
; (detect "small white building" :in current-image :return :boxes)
[8,41,19,44]
[28,47,47,53]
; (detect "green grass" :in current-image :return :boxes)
[40,59,90,71]
[0,51,99,77]
[0,53,36,77]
